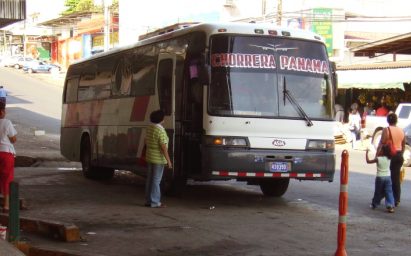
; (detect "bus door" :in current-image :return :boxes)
[181,59,204,176]
[156,53,176,168]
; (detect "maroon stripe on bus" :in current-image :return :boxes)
[238,172,247,177]
[130,96,150,122]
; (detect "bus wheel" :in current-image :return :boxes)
[81,138,97,179]
[259,178,290,197]
[97,167,115,180]
[80,138,114,180]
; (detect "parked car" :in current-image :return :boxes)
[23,60,61,73]
[402,123,411,166]
[2,55,22,67]
[15,57,34,69]
[365,103,411,166]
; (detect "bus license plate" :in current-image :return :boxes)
[270,162,290,172]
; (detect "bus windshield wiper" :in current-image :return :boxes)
[282,77,313,127]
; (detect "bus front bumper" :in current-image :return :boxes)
[201,146,335,182]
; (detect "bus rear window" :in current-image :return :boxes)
[64,78,79,103]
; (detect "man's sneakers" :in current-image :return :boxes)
[370,203,395,213]
[387,207,395,213]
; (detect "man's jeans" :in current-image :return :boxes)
[145,163,164,207]
[372,176,394,208]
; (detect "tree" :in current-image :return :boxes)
[75,0,95,12]
[62,0,79,15]
[62,0,98,15]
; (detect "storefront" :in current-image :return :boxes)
[338,32,411,120]
[337,62,411,121]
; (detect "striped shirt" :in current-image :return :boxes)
[145,124,169,164]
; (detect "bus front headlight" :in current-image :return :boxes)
[307,140,334,150]
[205,136,249,147]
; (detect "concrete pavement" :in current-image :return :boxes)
[0,68,66,255]
[0,239,25,256]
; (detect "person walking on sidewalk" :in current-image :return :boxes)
[366,145,395,213]
[144,110,172,208]
[0,86,7,105]
[0,103,17,213]
[348,103,361,149]
[378,113,405,207]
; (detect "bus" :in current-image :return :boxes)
[61,22,337,197]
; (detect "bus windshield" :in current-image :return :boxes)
[208,35,333,120]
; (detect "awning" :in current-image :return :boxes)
[337,68,411,90]
[350,32,411,57]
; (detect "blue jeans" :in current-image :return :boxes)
[372,176,394,208]
[145,163,164,207]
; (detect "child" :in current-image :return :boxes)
[366,145,395,213]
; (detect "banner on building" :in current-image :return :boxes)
[311,8,333,57]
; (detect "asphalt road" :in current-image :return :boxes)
[13,152,411,256]
[0,66,62,134]
[1,66,411,255]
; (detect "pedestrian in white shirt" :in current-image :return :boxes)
[348,103,361,149]
[0,103,17,213]
[0,86,7,105]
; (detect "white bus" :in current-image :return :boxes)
[61,22,337,197]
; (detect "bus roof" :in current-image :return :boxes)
[70,22,325,66]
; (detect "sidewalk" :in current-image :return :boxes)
[0,239,25,256]
[5,68,67,165]
[11,117,65,166]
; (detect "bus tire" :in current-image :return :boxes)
[80,136,114,180]
[98,167,115,180]
[259,178,290,197]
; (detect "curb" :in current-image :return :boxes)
[0,214,80,242]
[16,242,104,256]
[15,155,69,167]
[0,195,26,209]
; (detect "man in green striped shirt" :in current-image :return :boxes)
[144,110,172,208]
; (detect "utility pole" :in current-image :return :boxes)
[277,0,282,25]
[23,20,26,58]
[2,30,6,53]
[103,0,112,52]
[262,0,266,21]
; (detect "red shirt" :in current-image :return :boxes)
[376,106,389,116]
[381,126,405,151]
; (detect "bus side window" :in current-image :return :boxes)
[157,59,173,115]
[130,45,156,97]
[64,78,79,103]
[113,56,132,97]
[130,65,156,96]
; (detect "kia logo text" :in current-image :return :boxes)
[272,139,286,147]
